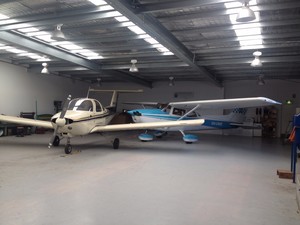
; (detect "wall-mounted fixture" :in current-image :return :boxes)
[169,76,175,86]
[257,74,265,85]
[97,77,102,87]
[236,1,256,22]
[251,51,262,67]
[41,62,49,74]
[129,59,139,72]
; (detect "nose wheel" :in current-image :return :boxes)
[64,138,72,154]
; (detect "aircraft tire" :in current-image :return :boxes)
[65,144,72,154]
[185,142,193,144]
[113,138,120,149]
[53,136,60,146]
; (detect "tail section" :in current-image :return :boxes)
[226,108,247,123]
[87,88,143,111]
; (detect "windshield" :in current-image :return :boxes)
[68,99,93,111]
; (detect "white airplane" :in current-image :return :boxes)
[125,97,281,143]
[0,89,204,154]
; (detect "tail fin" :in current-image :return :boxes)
[227,108,247,123]
[87,88,143,110]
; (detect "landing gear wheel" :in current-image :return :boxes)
[53,136,60,146]
[185,142,193,144]
[113,138,120,149]
[65,144,72,154]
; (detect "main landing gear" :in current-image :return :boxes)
[51,135,120,154]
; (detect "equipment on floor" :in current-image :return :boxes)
[0,89,204,154]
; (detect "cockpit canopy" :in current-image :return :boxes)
[68,98,104,112]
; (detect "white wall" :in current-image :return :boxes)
[224,80,300,135]
[2,60,299,136]
[0,61,89,116]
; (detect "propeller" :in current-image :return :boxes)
[48,95,72,148]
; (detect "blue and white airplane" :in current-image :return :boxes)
[126,97,281,143]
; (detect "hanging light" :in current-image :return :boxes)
[129,59,139,72]
[41,62,49,74]
[251,51,262,67]
[52,24,66,41]
[236,1,256,22]
[169,76,175,86]
[257,74,265,85]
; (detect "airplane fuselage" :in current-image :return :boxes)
[51,98,115,137]
[127,109,239,132]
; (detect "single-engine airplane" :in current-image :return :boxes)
[125,97,281,143]
[0,89,204,154]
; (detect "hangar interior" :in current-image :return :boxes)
[0,0,300,224]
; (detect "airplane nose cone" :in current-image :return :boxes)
[56,118,66,127]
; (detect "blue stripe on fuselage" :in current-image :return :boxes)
[127,109,238,129]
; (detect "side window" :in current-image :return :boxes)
[95,101,102,112]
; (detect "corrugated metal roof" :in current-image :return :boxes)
[0,0,299,87]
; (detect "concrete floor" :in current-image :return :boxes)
[0,131,299,225]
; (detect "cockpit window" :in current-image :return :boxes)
[95,100,103,112]
[68,99,93,111]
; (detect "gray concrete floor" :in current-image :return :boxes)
[0,131,299,225]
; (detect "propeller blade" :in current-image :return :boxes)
[48,95,71,148]
[60,95,72,119]
[48,127,58,148]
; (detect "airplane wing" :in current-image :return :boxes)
[169,97,281,109]
[90,119,204,133]
[0,115,53,129]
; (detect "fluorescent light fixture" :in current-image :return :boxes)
[87,56,103,59]
[0,19,18,25]
[239,39,262,46]
[89,0,108,6]
[144,37,159,44]
[36,57,51,62]
[0,13,9,20]
[17,27,39,33]
[163,52,174,55]
[26,31,50,37]
[115,16,129,22]
[234,28,261,37]
[128,25,146,34]
[79,51,99,57]
[0,46,13,50]
[35,35,56,42]
[6,48,27,54]
[123,21,135,27]
[59,44,82,50]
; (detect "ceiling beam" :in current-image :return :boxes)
[107,0,222,87]
[135,0,233,13]
[0,9,117,31]
[0,31,152,88]
[156,1,300,22]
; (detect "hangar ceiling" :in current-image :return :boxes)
[0,0,299,88]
